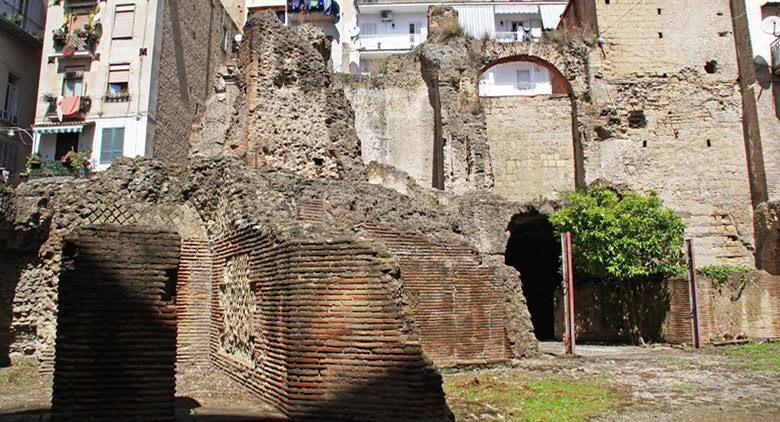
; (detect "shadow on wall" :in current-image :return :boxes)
[505,211,561,341]
[53,225,180,421]
[0,226,49,367]
[554,279,671,344]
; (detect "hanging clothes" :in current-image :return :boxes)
[310,0,319,11]
[303,0,311,13]
[323,0,331,12]
[325,0,340,23]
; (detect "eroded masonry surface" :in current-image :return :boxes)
[2,5,780,420]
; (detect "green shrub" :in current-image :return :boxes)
[549,187,686,281]
[697,265,751,288]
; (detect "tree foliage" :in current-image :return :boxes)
[549,187,686,281]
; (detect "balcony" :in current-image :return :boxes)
[51,9,102,60]
[0,0,44,38]
[495,30,541,43]
[44,95,92,121]
[358,33,424,52]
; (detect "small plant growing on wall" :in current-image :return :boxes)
[550,186,686,282]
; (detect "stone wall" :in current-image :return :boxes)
[553,273,780,344]
[483,95,575,202]
[152,0,238,163]
[53,225,179,421]
[338,55,436,188]
[210,226,451,421]
[224,13,365,180]
[573,1,758,267]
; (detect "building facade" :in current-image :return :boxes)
[31,0,240,171]
[0,0,46,179]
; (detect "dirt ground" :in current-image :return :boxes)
[0,342,778,421]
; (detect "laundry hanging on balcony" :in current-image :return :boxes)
[56,96,82,122]
[288,0,340,23]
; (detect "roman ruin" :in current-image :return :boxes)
[1,3,780,420]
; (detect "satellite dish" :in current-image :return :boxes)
[761,16,780,36]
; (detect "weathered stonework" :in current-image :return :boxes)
[224,13,365,180]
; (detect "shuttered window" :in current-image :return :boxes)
[113,4,135,39]
[100,127,125,164]
[108,63,130,84]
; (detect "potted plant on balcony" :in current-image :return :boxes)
[26,153,41,170]
[52,19,69,51]
[78,96,92,113]
[61,148,92,178]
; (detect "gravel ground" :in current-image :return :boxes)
[1,342,777,421]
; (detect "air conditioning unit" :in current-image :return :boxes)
[380,11,393,22]
[65,70,84,78]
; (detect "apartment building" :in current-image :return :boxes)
[0,0,46,179]
[31,0,240,171]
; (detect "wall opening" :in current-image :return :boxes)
[505,211,561,340]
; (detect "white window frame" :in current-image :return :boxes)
[100,127,125,164]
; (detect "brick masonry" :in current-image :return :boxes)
[210,227,451,420]
[364,225,510,367]
[53,225,180,421]
[553,274,780,344]
[152,0,238,163]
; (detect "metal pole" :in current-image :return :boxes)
[685,238,702,349]
[561,232,576,355]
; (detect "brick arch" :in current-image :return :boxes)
[479,55,572,96]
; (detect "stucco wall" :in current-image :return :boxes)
[483,95,574,202]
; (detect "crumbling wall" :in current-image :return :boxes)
[575,1,756,266]
[224,13,365,180]
[337,54,436,187]
[755,201,780,275]
[53,225,179,421]
[211,226,451,421]
[552,273,780,344]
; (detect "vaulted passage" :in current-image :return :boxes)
[505,212,561,340]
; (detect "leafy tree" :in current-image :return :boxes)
[549,187,685,281]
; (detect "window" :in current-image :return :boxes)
[360,23,377,35]
[221,25,229,52]
[2,74,20,123]
[62,69,84,96]
[100,127,125,164]
[516,69,532,90]
[107,63,130,99]
[112,4,135,39]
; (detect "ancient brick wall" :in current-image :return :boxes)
[53,226,179,421]
[210,227,450,420]
[553,275,780,345]
[176,239,213,365]
[483,95,575,202]
[364,226,511,366]
[152,0,238,163]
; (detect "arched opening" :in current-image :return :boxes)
[478,56,578,203]
[505,211,560,340]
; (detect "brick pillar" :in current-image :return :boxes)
[52,225,180,422]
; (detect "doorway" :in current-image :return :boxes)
[55,132,79,160]
[505,211,560,340]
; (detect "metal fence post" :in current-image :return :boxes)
[685,238,702,349]
[561,232,576,355]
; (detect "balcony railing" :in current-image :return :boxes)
[44,95,92,121]
[358,33,424,51]
[495,31,541,43]
[0,108,19,125]
[0,0,45,36]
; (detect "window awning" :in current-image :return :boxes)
[33,122,91,135]
[494,5,539,15]
[540,4,567,29]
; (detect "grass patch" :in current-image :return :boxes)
[445,373,618,421]
[0,357,46,395]
[722,342,780,371]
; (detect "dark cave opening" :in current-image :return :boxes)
[505,211,561,340]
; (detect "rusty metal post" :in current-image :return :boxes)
[561,232,576,355]
[685,238,702,349]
